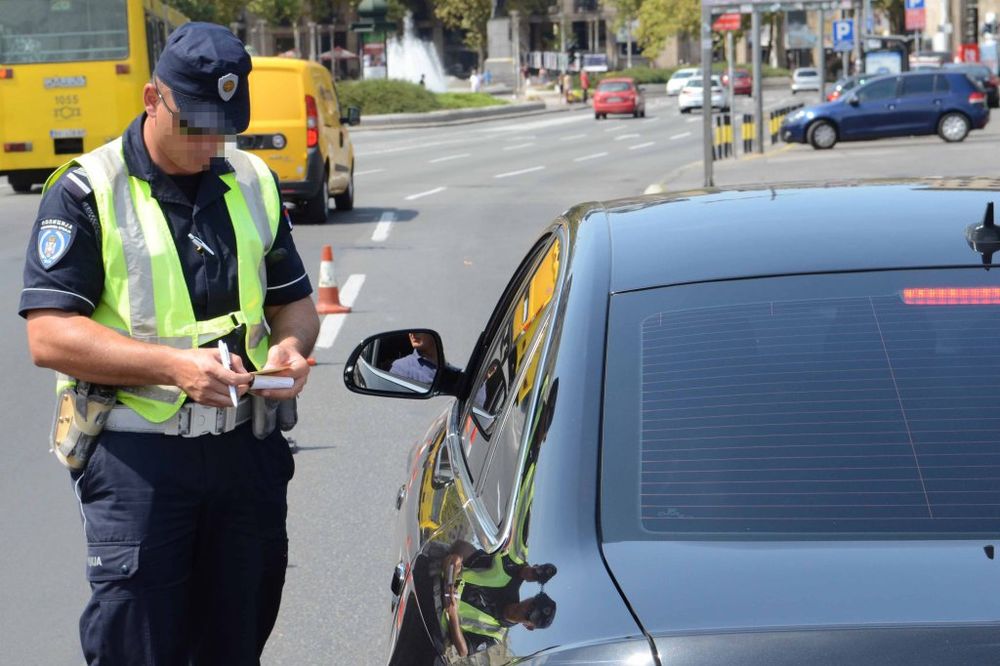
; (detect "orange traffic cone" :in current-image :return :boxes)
[315,245,351,314]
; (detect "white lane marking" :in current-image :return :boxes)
[372,211,394,242]
[629,141,656,151]
[686,117,700,123]
[574,152,609,162]
[509,135,537,141]
[495,165,545,179]
[641,117,660,124]
[479,114,591,133]
[428,153,470,164]
[670,132,692,140]
[315,274,365,349]
[356,138,465,157]
[405,186,447,201]
[354,168,385,176]
[604,125,629,132]
[503,142,535,151]
[614,133,641,141]
[560,134,586,141]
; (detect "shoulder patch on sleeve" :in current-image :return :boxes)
[37,219,76,270]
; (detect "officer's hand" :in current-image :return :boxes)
[173,348,253,407]
[251,344,309,400]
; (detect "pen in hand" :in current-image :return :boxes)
[217,340,240,408]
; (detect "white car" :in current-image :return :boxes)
[678,76,727,113]
[666,67,700,95]
[791,67,822,93]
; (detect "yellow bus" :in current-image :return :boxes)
[0,0,187,192]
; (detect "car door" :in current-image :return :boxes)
[894,74,938,134]
[839,76,900,139]
[399,234,564,664]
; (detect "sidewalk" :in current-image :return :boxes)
[646,121,1000,193]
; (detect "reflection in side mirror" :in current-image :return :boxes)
[344,329,456,399]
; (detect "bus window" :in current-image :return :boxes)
[0,0,129,64]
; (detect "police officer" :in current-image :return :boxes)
[19,23,319,665]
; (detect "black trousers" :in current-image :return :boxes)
[70,422,294,665]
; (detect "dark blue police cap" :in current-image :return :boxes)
[154,22,252,134]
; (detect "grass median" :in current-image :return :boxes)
[337,79,508,115]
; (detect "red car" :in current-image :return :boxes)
[593,77,646,119]
[722,69,752,95]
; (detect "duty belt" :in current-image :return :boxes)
[104,399,252,437]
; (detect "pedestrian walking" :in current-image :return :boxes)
[562,71,572,103]
[580,69,590,103]
[19,22,319,665]
[470,68,481,93]
[419,73,426,87]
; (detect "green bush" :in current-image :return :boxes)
[337,79,440,115]
[337,80,509,115]
[436,93,508,109]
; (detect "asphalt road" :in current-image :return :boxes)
[1,85,977,665]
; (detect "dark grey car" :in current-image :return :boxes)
[346,180,1000,665]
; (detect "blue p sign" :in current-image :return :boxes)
[834,20,852,42]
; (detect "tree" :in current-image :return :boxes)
[605,0,641,68]
[247,0,305,25]
[168,0,245,23]
[636,0,701,60]
[433,0,492,66]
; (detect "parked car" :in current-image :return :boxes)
[345,180,1000,665]
[791,67,822,93]
[665,67,699,95]
[722,68,752,95]
[943,62,1000,108]
[781,70,990,149]
[593,77,646,119]
[678,76,727,113]
[242,56,360,223]
[826,73,878,102]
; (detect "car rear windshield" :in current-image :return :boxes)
[599,81,632,92]
[797,69,818,77]
[602,270,1000,541]
[0,0,128,64]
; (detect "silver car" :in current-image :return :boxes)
[791,67,822,93]
[678,76,727,113]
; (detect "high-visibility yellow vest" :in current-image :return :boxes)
[440,579,508,644]
[44,137,281,423]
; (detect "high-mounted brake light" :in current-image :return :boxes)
[0,68,12,79]
[305,95,319,148]
[903,288,1000,305]
[3,142,32,152]
[115,63,130,75]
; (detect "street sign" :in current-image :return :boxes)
[832,19,854,51]
[905,0,926,30]
[713,12,742,31]
[961,43,981,62]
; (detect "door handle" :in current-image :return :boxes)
[395,484,407,510]
[390,562,406,596]
[339,130,344,148]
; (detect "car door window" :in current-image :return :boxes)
[901,75,934,96]
[934,74,951,93]
[857,77,898,102]
[478,324,548,527]
[460,237,561,483]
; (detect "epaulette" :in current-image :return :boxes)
[61,167,93,201]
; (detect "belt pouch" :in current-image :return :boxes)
[251,394,279,440]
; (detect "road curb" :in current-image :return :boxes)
[351,101,564,131]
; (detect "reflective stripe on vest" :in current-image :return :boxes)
[439,580,507,642]
[46,138,280,422]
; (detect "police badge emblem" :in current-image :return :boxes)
[218,73,239,102]
[37,219,74,270]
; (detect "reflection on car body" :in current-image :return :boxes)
[347,180,1000,665]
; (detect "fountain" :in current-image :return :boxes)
[386,13,448,92]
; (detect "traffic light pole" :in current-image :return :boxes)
[752,8,764,154]
[702,2,714,187]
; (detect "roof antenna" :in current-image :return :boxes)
[965,202,998,270]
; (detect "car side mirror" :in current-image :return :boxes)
[341,106,361,126]
[344,329,462,399]
[847,94,860,106]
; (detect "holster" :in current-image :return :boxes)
[50,381,116,470]
[251,395,299,440]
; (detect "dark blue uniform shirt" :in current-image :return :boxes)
[19,114,312,365]
[389,350,439,385]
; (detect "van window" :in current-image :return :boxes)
[311,70,337,126]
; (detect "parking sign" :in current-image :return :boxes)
[833,19,854,52]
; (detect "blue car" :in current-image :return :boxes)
[781,70,990,149]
